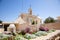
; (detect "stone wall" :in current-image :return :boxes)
[15,23,39,32]
[16,22,60,32]
[43,22,60,30]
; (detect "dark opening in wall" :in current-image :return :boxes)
[4,24,10,31]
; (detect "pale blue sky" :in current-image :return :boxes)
[0,0,60,22]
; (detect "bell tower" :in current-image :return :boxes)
[28,5,32,15]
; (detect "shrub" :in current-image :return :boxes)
[24,33,37,39]
[24,27,30,33]
[39,26,49,31]
[20,30,26,35]
[35,31,48,36]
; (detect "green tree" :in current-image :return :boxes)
[44,17,55,23]
[0,20,2,23]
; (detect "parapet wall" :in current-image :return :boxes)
[16,22,60,32]
[43,22,60,30]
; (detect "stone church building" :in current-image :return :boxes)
[0,7,42,32]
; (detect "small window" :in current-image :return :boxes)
[32,20,35,25]
[36,20,37,24]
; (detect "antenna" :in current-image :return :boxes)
[30,4,31,8]
[21,0,23,13]
[18,0,23,18]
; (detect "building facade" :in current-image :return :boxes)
[16,7,41,26]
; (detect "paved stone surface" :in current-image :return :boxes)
[30,30,60,40]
